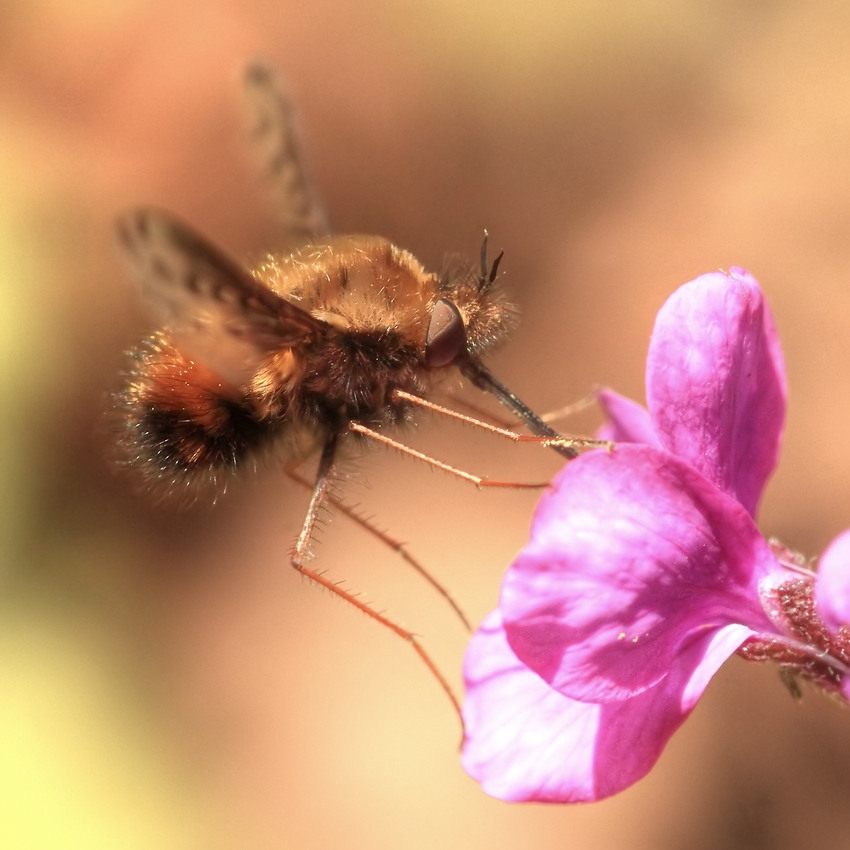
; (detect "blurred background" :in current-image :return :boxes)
[3,1,850,848]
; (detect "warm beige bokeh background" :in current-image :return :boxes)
[3,1,850,848]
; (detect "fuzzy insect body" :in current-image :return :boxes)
[115,62,584,718]
[118,223,519,495]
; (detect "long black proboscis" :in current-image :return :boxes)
[460,357,579,460]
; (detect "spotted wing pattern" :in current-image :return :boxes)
[243,61,329,245]
[117,207,327,385]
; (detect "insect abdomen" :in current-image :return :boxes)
[117,334,274,493]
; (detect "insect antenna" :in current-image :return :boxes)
[477,229,504,293]
[470,234,579,456]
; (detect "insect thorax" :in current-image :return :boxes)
[249,235,517,431]
[255,236,438,341]
[250,236,445,428]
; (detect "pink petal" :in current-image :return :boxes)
[462,610,754,802]
[596,388,660,445]
[646,268,786,517]
[592,623,755,794]
[462,611,602,803]
[815,529,850,632]
[501,445,783,703]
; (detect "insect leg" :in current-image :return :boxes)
[430,388,599,431]
[291,434,463,722]
[392,389,605,452]
[286,462,471,631]
[533,392,599,424]
[348,422,554,488]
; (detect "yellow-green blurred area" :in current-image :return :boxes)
[3,1,850,848]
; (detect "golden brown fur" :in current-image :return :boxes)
[116,228,516,497]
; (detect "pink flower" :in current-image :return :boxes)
[596,267,785,519]
[814,531,850,701]
[462,269,850,802]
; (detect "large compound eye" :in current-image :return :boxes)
[425,298,467,367]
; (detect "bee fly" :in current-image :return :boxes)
[115,63,591,718]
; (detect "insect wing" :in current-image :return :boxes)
[243,61,329,245]
[117,208,327,385]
